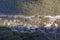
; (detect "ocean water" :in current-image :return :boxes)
[0,0,19,15]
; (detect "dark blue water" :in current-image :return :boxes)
[0,0,19,15]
